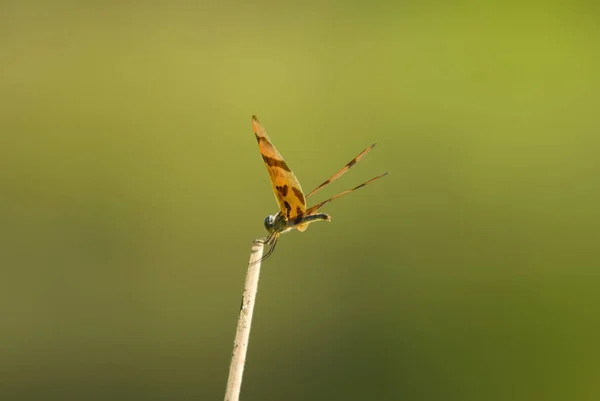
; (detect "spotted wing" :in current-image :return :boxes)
[252,115,307,222]
[296,171,389,232]
[306,143,378,199]
[306,172,389,216]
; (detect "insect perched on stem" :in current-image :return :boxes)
[252,115,388,262]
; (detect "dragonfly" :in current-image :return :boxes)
[252,115,388,262]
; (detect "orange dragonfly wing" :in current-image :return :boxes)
[252,115,307,223]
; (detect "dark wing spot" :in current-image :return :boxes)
[292,187,305,205]
[346,158,357,168]
[294,207,304,224]
[255,134,270,145]
[283,201,292,219]
[262,155,291,172]
[276,185,289,197]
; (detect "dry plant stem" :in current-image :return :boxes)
[224,240,265,401]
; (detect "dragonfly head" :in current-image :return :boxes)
[264,214,277,233]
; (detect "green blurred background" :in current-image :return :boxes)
[1,2,599,400]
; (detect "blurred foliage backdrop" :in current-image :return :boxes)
[1,1,599,400]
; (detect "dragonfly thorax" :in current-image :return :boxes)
[264,212,292,234]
